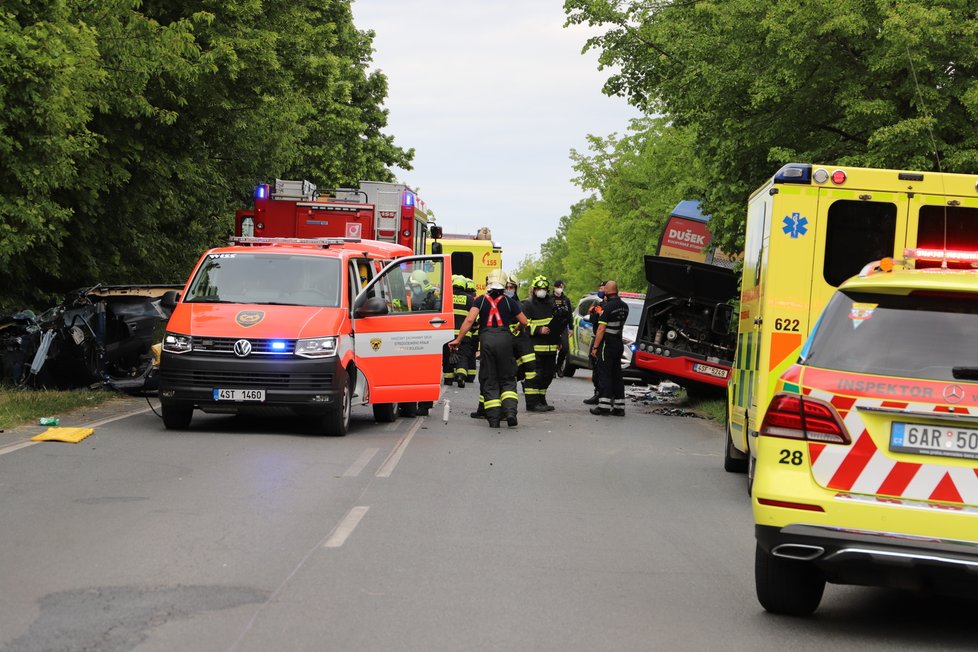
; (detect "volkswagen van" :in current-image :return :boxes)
[159,237,452,435]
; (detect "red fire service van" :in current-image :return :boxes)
[159,237,452,435]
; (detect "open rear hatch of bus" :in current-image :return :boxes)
[643,255,737,301]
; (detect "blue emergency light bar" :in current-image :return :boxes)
[270,340,287,352]
[403,191,415,207]
[773,164,812,185]
[255,184,269,199]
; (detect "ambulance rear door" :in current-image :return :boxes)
[808,187,907,328]
[905,193,978,255]
[352,255,452,403]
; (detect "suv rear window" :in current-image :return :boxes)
[802,289,978,381]
[184,253,341,307]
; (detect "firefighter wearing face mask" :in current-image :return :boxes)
[552,279,573,377]
[521,276,568,412]
[444,275,474,387]
[506,275,537,408]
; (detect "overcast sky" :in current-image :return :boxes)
[352,0,641,268]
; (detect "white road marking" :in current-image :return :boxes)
[342,448,379,477]
[376,417,423,478]
[324,506,370,548]
[384,418,401,432]
[0,441,39,457]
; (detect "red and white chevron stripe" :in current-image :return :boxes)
[803,389,978,506]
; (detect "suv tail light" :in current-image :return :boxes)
[760,394,850,444]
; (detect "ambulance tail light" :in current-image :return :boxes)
[760,394,850,444]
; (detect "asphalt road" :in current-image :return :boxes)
[0,375,975,651]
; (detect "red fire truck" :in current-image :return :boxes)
[235,179,437,254]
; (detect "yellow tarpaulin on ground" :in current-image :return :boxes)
[31,428,95,443]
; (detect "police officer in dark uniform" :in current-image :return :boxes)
[444,275,473,387]
[451,269,528,428]
[583,280,607,405]
[589,280,629,416]
[552,279,572,377]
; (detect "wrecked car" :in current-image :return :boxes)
[0,284,181,392]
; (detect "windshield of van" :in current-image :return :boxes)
[183,253,341,307]
[803,289,978,381]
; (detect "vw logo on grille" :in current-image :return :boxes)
[233,339,253,357]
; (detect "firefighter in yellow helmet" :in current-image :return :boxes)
[443,275,473,387]
[521,275,569,411]
[407,269,438,311]
[451,269,527,428]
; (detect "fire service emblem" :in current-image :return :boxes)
[235,310,265,328]
[370,338,382,352]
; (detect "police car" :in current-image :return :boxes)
[753,251,978,615]
[562,293,649,379]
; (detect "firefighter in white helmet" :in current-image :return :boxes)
[451,269,528,428]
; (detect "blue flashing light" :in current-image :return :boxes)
[773,164,812,185]
[270,340,287,352]
[255,184,269,200]
[403,191,415,207]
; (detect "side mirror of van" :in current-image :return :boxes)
[355,296,389,318]
[711,303,733,335]
[160,290,180,312]
[431,241,443,255]
[429,225,443,240]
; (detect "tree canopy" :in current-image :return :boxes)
[563,0,978,255]
[0,0,411,309]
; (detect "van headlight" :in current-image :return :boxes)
[296,336,338,358]
[163,332,192,354]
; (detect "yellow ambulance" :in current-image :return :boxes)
[726,164,978,487]
[427,228,502,294]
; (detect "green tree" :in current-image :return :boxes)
[0,0,411,309]
[566,0,978,253]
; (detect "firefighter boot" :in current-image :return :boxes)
[455,373,466,388]
[582,391,600,405]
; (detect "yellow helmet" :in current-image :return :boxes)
[409,269,428,286]
[486,269,508,290]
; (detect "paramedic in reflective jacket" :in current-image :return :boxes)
[589,280,628,416]
[451,269,528,428]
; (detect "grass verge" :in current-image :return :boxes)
[685,396,725,423]
[0,388,117,430]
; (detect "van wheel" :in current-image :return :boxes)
[398,402,418,418]
[724,420,748,473]
[417,401,432,416]
[321,380,352,436]
[755,543,824,616]
[562,360,577,377]
[161,403,193,430]
[373,402,398,423]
